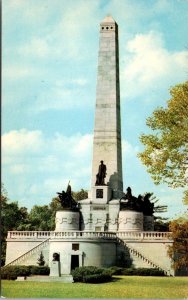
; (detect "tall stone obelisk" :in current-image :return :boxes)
[91,16,123,200]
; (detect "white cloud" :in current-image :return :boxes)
[45,0,99,60]
[18,38,50,58]
[2,0,54,26]
[122,139,139,157]
[34,79,92,111]
[2,64,42,80]
[2,129,44,155]
[2,129,93,207]
[2,129,93,159]
[121,31,188,99]
[9,163,29,175]
[7,0,100,62]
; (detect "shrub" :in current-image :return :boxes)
[121,268,135,276]
[71,266,112,283]
[83,272,112,283]
[122,268,165,276]
[1,266,31,280]
[108,266,123,275]
[1,265,50,280]
[30,266,50,275]
[71,266,101,282]
[37,252,45,266]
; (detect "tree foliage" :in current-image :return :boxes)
[182,190,188,205]
[37,251,45,266]
[145,192,168,214]
[138,81,188,190]
[1,184,29,265]
[168,217,188,271]
[72,189,88,201]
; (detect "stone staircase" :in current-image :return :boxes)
[4,238,50,267]
[116,237,174,276]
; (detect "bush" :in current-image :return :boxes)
[71,266,101,282]
[121,268,135,276]
[122,268,165,276]
[37,252,45,266]
[83,272,112,283]
[71,266,112,283]
[1,266,31,280]
[1,265,50,280]
[108,266,123,275]
[30,266,50,275]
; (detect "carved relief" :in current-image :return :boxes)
[55,217,78,225]
[84,216,92,225]
[119,216,143,226]
[108,218,118,225]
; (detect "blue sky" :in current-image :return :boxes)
[2,0,188,219]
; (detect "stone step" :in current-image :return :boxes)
[25,275,73,282]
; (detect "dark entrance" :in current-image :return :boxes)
[71,255,79,270]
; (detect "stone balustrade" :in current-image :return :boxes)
[7,231,172,241]
[117,231,172,240]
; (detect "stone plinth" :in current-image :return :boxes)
[118,210,143,231]
[143,215,154,231]
[55,211,80,231]
[91,185,112,204]
[26,275,73,282]
[50,260,60,277]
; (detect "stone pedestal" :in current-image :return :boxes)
[55,210,80,231]
[91,185,112,204]
[118,210,143,231]
[144,215,154,231]
[50,261,60,277]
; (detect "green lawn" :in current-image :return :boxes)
[1,276,188,298]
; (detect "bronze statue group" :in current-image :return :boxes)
[57,162,154,216]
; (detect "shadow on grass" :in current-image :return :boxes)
[111,276,123,282]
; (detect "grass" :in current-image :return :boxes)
[1,276,188,298]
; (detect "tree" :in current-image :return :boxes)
[138,81,188,193]
[182,190,188,205]
[1,184,29,265]
[168,216,188,273]
[72,189,88,201]
[142,192,168,230]
[37,251,45,266]
[23,205,53,231]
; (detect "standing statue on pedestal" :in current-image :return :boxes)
[57,182,79,211]
[95,160,107,185]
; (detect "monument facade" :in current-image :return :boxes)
[4,16,175,279]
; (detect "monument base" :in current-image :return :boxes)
[91,185,112,204]
[144,215,154,231]
[25,275,73,283]
[118,210,143,231]
[50,260,60,277]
